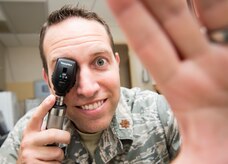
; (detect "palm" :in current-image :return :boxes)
[161,48,228,113]
[108,0,228,163]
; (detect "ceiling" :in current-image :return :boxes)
[0,0,126,48]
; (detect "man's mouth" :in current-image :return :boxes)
[79,99,105,110]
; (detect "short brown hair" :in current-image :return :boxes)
[39,5,115,74]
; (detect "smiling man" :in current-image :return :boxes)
[42,16,120,135]
[0,6,180,163]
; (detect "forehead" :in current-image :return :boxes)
[43,17,110,54]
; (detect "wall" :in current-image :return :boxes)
[115,44,131,88]
[0,43,6,90]
[5,47,43,82]
[4,47,43,101]
[129,49,155,91]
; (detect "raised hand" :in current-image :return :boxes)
[17,95,71,164]
[107,0,228,163]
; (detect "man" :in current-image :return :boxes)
[107,0,228,163]
[0,5,180,164]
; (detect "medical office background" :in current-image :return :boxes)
[0,0,157,135]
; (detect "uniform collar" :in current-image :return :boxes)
[111,93,133,141]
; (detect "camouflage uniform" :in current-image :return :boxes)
[0,87,180,164]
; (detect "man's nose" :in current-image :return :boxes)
[75,68,100,98]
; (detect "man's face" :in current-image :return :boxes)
[43,17,120,133]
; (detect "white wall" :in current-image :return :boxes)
[4,47,43,83]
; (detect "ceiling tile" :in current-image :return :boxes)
[17,33,39,46]
[0,33,20,46]
[1,1,47,33]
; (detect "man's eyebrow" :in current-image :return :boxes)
[89,48,113,57]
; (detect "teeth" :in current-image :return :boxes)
[81,100,104,110]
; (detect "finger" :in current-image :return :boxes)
[30,129,71,146]
[26,94,56,132]
[33,160,60,164]
[107,0,180,84]
[19,159,60,164]
[19,146,63,163]
[35,146,64,162]
[141,0,211,58]
[193,0,228,30]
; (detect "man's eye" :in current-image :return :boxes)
[96,58,107,66]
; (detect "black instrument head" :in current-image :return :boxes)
[52,58,77,96]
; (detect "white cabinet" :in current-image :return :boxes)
[0,92,19,131]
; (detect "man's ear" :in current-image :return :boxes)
[42,68,49,85]
[114,52,120,65]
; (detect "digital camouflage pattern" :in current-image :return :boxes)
[0,87,180,163]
